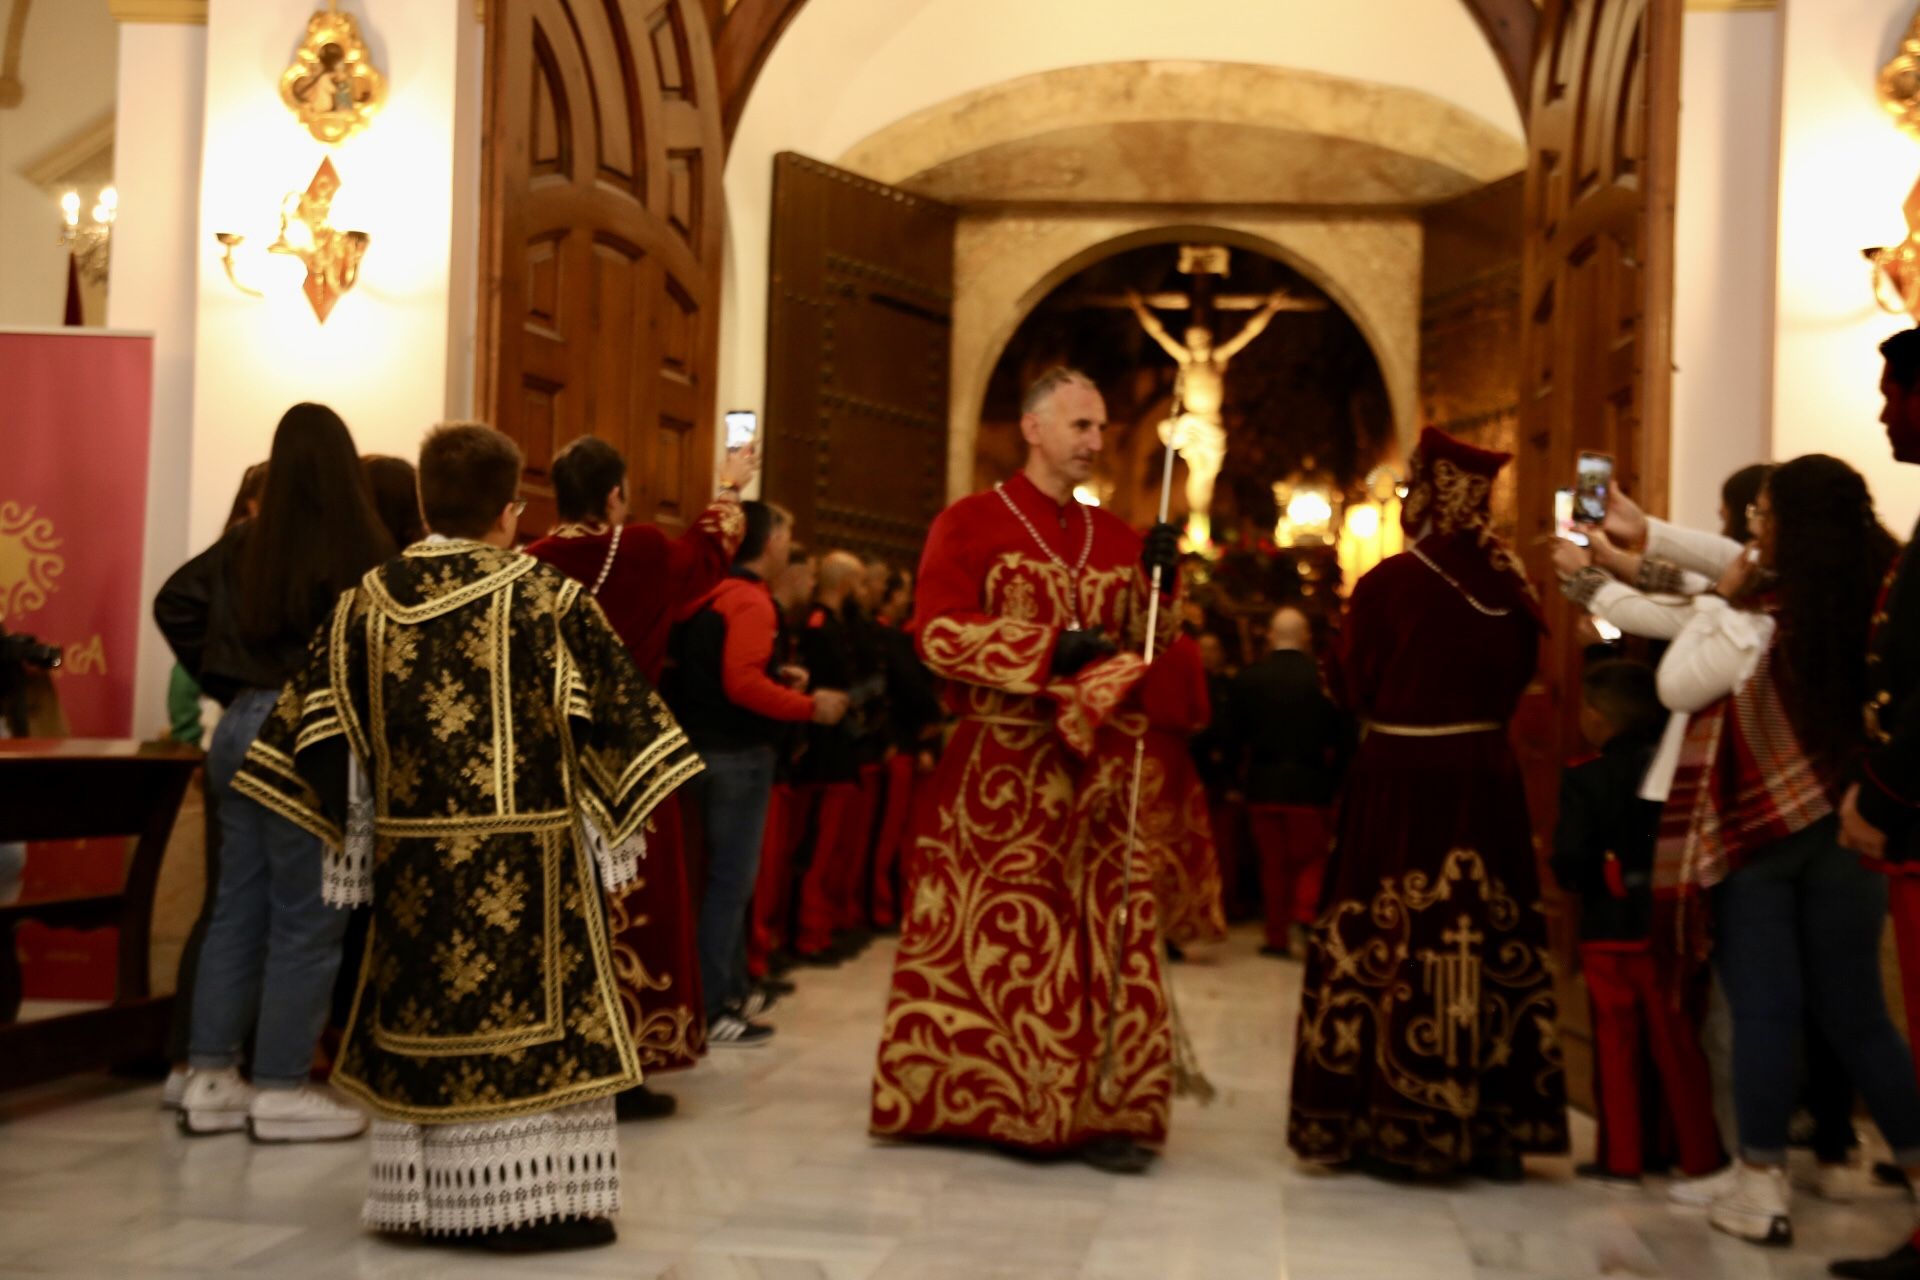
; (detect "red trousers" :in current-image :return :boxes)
[1583,942,1723,1178]
[1246,804,1329,949]
[1882,862,1920,1092]
[796,781,858,954]
[870,753,917,927]
[747,782,797,979]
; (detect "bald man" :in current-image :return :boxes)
[792,551,868,960]
[1230,604,1354,957]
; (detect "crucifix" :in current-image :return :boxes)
[1070,246,1324,546]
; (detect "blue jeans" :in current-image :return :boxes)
[1712,815,1920,1166]
[692,745,776,1021]
[187,688,348,1088]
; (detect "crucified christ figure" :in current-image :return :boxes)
[1126,288,1293,544]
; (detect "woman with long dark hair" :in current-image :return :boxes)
[360,454,426,549]
[155,403,392,1142]
[1614,455,1920,1248]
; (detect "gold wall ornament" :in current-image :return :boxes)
[280,0,386,145]
[1883,8,1920,140]
[1866,171,1920,320]
[268,157,370,322]
[0,502,65,625]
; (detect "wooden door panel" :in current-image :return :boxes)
[764,154,955,564]
[482,0,724,536]
[1516,0,1681,1112]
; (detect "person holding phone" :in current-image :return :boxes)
[524,435,758,1115]
[1600,461,1920,1253]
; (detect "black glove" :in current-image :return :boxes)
[1051,627,1118,678]
[1140,521,1180,583]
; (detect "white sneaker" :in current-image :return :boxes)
[179,1067,254,1135]
[1706,1163,1793,1246]
[1668,1163,1738,1207]
[160,1066,190,1111]
[247,1086,368,1143]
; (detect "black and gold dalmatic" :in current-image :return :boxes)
[235,542,702,1128]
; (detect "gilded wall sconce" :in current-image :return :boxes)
[281,0,386,145]
[214,157,369,322]
[268,157,369,322]
[1867,173,1920,320]
[1884,8,1920,140]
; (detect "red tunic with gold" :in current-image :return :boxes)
[1138,633,1228,948]
[526,499,745,1072]
[870,471,1177,1152]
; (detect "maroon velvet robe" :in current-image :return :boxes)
[526,500,744,1072]
[1287,531,1568,1174]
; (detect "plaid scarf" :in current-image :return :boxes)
[1652,642,1840,969]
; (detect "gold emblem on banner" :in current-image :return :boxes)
[0,501,64,623]
[280,0,386,145]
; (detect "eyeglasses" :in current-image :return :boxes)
[1746,501,1772,529]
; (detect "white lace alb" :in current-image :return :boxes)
[363,1097,620,1236]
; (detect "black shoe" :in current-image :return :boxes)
[1079,1136,1156,1175]
[767,949,799,976]
[794,948,843,968]
[1165,943,1186,963]
[1875,1162,1915,1192]
[1831,1241,1920,1279]
[707,1011,775,1046]
[472,1216,617,1253]
[739,983,781,1020]
[613,1083,677,1121]
[760,975,797,997]
[1469,1152,1525,1183]
[1258,944,1291,960]
[1575,1161,1641,1189]
[1353,1153,1424,1184]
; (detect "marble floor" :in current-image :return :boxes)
[0,927,1910,1278]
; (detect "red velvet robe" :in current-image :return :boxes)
[526,500,744,1072]
[1138,633,1228,947]
[870,471,1178,1152]
[1287,532,1567,1173]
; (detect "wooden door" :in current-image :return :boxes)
[763,153,955,565]
[1515,0,1683,1108]
[478,0,726,535]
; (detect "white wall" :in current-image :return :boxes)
[1774,0,1920,534]
[0,0,116,327]
[108,21,206,738]
[186,0,470,554]
[718,0,1524,427]
[1669,8,1782,530]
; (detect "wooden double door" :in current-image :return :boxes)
[476,0,726,537]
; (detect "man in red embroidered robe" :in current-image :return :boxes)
[870,367,1181,1175]
[1288,427,1568,1180]
[525,437,752,1116]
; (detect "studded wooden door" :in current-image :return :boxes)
[1515,0,1683,1109]
[478,0,725,535]
[762,153,956,566]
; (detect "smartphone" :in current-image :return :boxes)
[724,410,758,453]
[1593,618,1623,643]
[1574,451,1614,524]
[1553,488,1589,547]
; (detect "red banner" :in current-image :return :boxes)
[1,330,155,999]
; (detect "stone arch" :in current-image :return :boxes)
[837,61,1526,207]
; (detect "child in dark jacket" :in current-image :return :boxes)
[1552,659,1724,1185]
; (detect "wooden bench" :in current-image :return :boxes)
[0,739,201,1091]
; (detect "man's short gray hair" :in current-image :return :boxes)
[1021,366,1097,416]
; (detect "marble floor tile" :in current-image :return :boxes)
[4,926,1917,1278]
